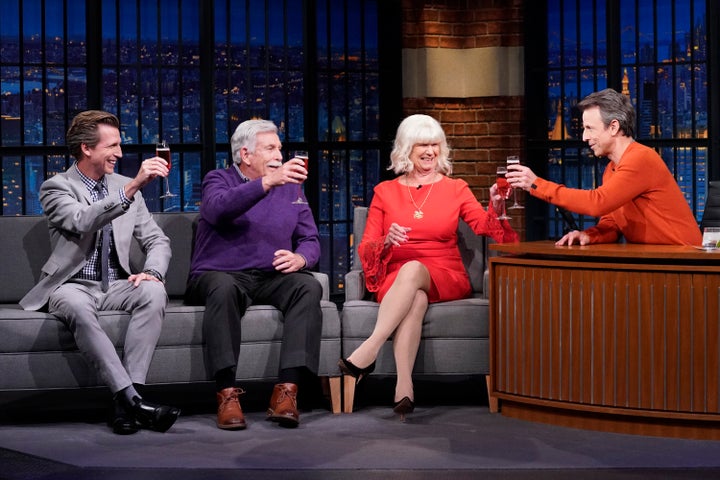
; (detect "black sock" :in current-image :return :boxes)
[115,385,141,406]
[215,367,236,392]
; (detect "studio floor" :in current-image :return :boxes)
[2,379,720,480]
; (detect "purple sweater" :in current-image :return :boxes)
[189,166,320,279]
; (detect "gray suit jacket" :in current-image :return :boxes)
[20,166,171,311]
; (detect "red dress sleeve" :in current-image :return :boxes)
[358,189,391,293]
[457,181,519,243]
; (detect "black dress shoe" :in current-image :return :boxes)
[129,398,181,433]
[338,358,376,385]
[109,399,139,435]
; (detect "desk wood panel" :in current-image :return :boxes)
[489,247,720,439]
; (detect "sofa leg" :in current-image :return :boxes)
[327,376,342,414]
[486,375,499,413]
[342,375,356,413]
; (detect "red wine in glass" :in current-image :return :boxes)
[292,151,309,205]
[506,155,524,209]
[496,166,510,220]
[157,141,175,198]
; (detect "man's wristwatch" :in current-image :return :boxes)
[142,269,164,282]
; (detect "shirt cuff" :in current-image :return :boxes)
[119,188,134,210]
[297,254,308,269]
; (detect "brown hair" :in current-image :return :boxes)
[66,110,120,160]
[577,88,636,138]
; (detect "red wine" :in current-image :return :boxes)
[157,147,171,170]
[496,173,510,198]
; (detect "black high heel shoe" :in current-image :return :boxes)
[338,357,376,385]
[392,396,415,422]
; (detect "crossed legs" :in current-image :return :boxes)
[346,260,430,402]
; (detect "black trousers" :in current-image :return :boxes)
[185,270,323,378]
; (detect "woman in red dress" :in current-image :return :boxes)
[338,114,518,419]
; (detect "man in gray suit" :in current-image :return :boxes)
[20,110,180,435]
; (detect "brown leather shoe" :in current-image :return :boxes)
[216,387,247,430]
[266,383,299,428]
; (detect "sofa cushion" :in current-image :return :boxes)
[131,212,197,298]
[0,216,51,304]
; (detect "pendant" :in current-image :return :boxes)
[413,210,424,219]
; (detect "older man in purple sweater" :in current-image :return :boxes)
[185,119,322,430]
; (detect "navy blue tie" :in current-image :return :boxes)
[95,183,111,292]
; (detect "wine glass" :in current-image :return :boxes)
[506,155,524,209]
[157,141,175,198]
[496,166,511,220]
[291,150,309,205]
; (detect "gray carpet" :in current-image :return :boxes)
[2,404,720,479]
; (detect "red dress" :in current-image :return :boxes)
[358,176,518,303]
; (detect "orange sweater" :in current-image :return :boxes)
[531,142,702,245]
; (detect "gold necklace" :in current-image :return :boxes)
[407,181,435,219]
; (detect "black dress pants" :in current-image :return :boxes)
[185,269,323,378]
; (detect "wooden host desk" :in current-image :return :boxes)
[489,241,720,439]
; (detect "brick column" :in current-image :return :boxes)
[401,0,526,235]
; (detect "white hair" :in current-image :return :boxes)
[388,114,452,175]
[230,119,278,164]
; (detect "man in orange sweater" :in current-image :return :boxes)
[507,88,702,246]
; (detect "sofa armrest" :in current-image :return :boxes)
[481,237,498,299]
[310,271,331,302]
[482,269,489,300]
[344,270,367,302]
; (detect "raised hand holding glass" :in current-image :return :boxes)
[291,151,309,205]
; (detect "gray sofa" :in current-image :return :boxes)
[0,213,342,413]
[340,207,496,412]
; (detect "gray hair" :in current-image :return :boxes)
[577,88,636,138]
[230,119,279,164]
[389,114,452,175]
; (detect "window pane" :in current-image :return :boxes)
[547,0,561,68]
[365,73,379,141]
[119,2,138,63]
[182,69,201,143]
[102,0,117,63]
[562,3,577,67]
[330,1,346,70]
[183,151,202,211]
[3,156,22,215]
[23,0,41,64]
[67,67,87,116]
[1,67,21,146]
[364,0,378,69]
[0,0,20,63]
[316,0,329,69]
[45,0,65,64]
[287,1,303,69]
[637,67,657,139]
[317,73,329,140]
[23,67,42,144]
[25,156,45,214]
[287,70,304,142]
